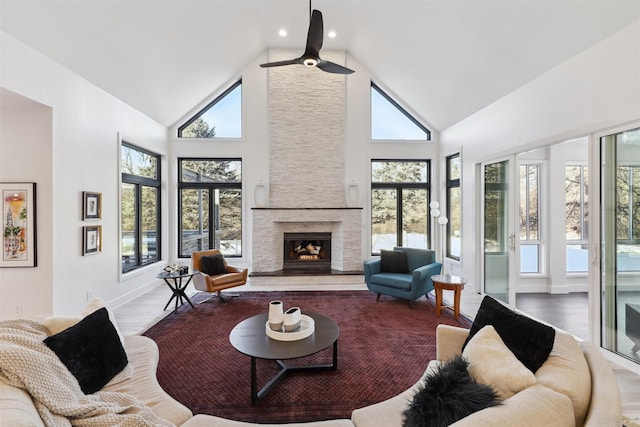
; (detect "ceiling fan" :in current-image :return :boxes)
[259,3,355,75]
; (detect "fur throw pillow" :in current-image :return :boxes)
[402,355,500,427]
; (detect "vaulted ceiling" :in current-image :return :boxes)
[1,1,638,131]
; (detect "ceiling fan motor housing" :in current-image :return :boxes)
[303,57,318,67]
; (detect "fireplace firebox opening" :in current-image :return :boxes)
[283,232,331,271]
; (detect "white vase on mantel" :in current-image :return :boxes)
[346,182,360,207]
[254,182,268,208]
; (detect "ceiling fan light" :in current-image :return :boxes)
[303,57,318,67]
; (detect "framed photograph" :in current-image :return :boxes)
[1,182,37,267]
[83,191,102,220]
[83,225,102,255]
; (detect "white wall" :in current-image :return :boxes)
[440,20,640,292]
[0,90,53,319]
[0,32,169,318]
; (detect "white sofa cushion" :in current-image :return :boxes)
[450,383,575,427]
[536,330,591,426]
[102,335,192,426]
[0,382,45,427]
[462,325,537,400]
[42,315,82,335]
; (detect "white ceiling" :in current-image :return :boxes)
[1,0,639,131]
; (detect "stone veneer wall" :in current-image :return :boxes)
[252,49,363,273]
[267,49,347,208]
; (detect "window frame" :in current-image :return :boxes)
[177,157,243,259]
[370,159,431,255]
[177,79,242,139]
[120,142,161,274]
[370,82,431,141]
[518,162,543,275]
[446,153,461,261]
[616,165,640,243]
[565,163,589,274]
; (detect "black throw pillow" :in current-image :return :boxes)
[200,254,227,275]
[402,355,500,427]
[462,295,556,373]
[44,307,128,394]
[380,249,409,273]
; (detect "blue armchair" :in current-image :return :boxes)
[363,246,442,306]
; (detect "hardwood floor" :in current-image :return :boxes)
[113,280,640,424]
[517,292,590,339]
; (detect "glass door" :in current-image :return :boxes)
[482,158,517,305]
[600,126,640,364]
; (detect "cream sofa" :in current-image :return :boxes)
[0,323,621,426]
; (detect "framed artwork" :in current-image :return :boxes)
[83,225,102,255]
[1,182,37,267]
[83,191,102,220]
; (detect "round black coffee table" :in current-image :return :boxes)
[229,311,339,404]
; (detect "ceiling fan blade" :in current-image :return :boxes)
[317,60,355,75]
[304,9,323,57]
[260,58,302,68]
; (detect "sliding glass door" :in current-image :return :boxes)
[600,126,640,364]
[482,158,516,305]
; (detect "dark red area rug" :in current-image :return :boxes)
[143,290,470,424]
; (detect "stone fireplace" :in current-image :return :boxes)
[250,49,363,275]
[252,208,362,274]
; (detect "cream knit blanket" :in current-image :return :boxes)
[0,319,175,427]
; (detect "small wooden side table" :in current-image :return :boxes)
[431,274,467,320]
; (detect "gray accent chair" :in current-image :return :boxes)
[363,246,441,306]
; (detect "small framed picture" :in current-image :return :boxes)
[83,191,102,220]
[83,225,102,255]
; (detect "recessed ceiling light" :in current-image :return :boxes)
[328,31,336,38]
[279,29,287,37]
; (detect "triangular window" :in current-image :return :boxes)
[178,80,242,139]
[371,82,431,141]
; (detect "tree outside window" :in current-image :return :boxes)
[178,80,241,139]
[446,154,461,260]
[178,159,242,258]
[520,163,541,274]
[565,164,588,273]
[121,143,160,273]
[371,160,430,254]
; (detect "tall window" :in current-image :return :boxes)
[121,143,160,273]
[446,154,461,260]
[370,82,431,141]
[371,160,430,254]
[565,164,589,273]
[178,159,242,258]
[519,163,541,274]
[178,80,242,138]
[616,165,640,272]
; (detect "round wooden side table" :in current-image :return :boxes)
[431,274,467,320]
